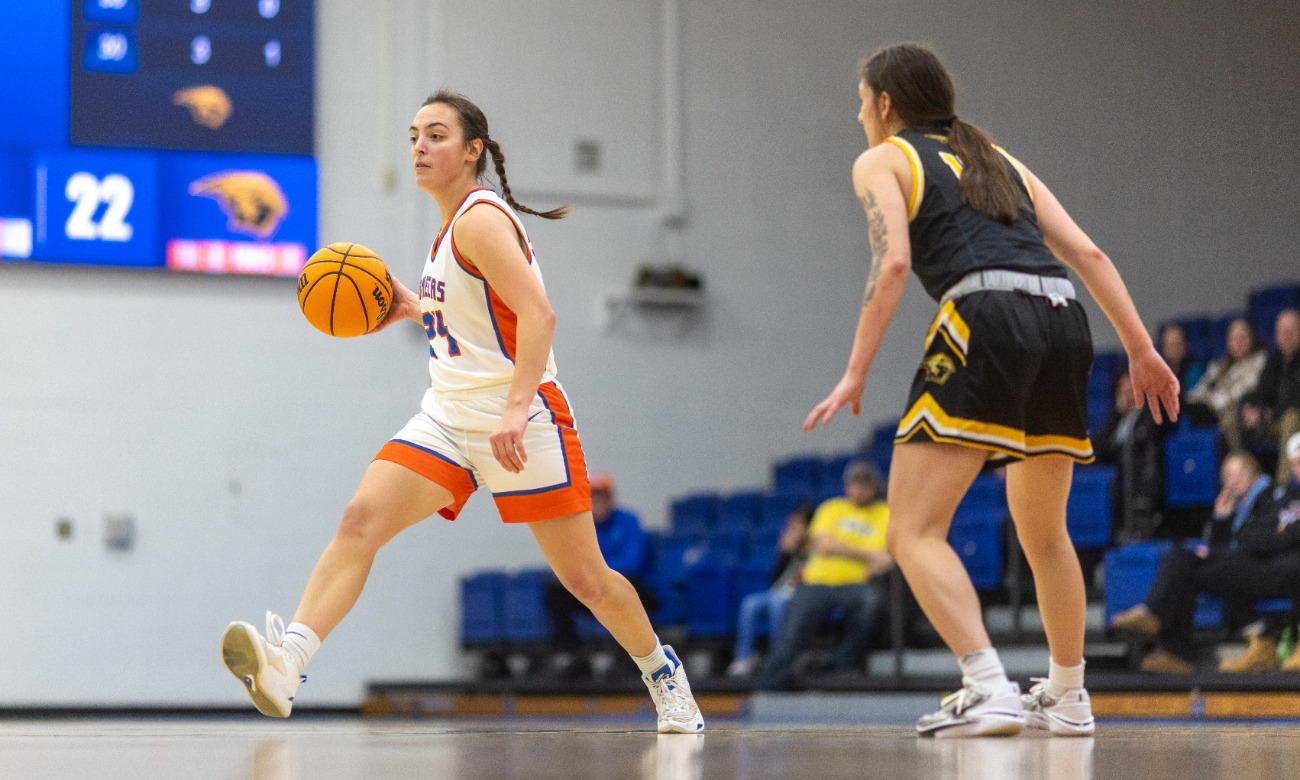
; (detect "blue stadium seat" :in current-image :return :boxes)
[869,422,897,477]
[1173,316,1214,364]
[757,492,803,536]
[949,505,1003,591]
[962,472,1007,513]
[717,490,764,533]
[460,570,507,645]
[773,455,821,498]
[685,561,736,637]
[502,569,553,642]
[574,613,611,640]
[1087,356,1121,438]
[1248,282,1300,349]
[1067,465,1116,548]
[1105,543,1293,631]
[705,529,745,568]
[1165,427,1220,507]
[817,453,857,494]
[1103,541,1170,624]
[1092,350,1127,387]
[670,492,720,538]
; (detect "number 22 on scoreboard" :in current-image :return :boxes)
[64,172,135,242]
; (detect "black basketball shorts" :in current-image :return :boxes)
[894,289,1096,463]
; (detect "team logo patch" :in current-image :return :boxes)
[173,85,233,129]
[189,171,289,239]
[922,353,957,384]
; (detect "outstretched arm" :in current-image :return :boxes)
[804,146,912,431]
[1019,165,1179,424]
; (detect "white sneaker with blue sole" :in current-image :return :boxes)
[641,645,704,733]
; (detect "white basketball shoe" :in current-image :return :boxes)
[641,645,705,734]
[916,680,1025,738]
[1022,679,1096,736]
[221,612,305,718]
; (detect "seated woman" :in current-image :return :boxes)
[1186,317,1267,448]
[725,504,812,678]
[1158,322,1205,400]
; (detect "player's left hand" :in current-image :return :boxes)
[1128,346,1179,425]
[491,407,530,473]
[803,373,866,431]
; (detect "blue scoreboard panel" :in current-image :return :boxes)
[0,1,316,276]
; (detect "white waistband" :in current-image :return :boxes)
[940,269,1076,307]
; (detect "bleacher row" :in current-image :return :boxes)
[460,281,1300,668]
[460,434,1119,655]
[1101,280,1300,636]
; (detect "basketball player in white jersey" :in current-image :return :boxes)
[221,91,702,734]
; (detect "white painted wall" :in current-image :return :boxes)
[0,0,1296,706]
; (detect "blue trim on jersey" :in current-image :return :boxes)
[492,386,573,497]
[494,482,570,497]
[390,438,478,488]
[476,277,514,362]
[536,386,574,486]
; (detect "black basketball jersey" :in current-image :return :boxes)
[889,127,1066,302]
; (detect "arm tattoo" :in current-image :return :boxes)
[860,190,889,307]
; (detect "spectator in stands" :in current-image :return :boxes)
[1186,317,1267,444]
[1239,309,1300,485]
[543,473,654,679]
[1109,452,1273,673]
[1158,323,1205,400]
[725,504,813,678]
[1097,370,1173,541]
[756,461,892,690]
[1216,432,1300,672]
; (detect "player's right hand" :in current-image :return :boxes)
[371,277,421,333]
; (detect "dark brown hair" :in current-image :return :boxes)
[421,91,569,220]
[859,44,1025,225]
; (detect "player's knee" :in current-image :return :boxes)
[1016,524,1071,560]
[885,523,915,556]
[336,496,389,551]
[560,567,610,608]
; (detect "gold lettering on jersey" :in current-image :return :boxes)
[939,152,964,179]
[922,353,957,384]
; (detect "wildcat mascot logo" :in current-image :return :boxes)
[189,171,289,239]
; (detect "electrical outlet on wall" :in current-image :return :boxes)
[104,512,136,551]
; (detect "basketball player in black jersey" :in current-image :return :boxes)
[805,44,1179,737]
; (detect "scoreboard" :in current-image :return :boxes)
[0,1,316,276]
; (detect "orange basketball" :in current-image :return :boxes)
[297,243,393,337]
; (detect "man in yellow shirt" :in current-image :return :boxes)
[757,461,892,690]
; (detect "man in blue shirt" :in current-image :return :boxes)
[544,473,654,679]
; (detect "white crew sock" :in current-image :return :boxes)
[631,638,676,679]
[1047,658,1085,698]
[282,622,322,672]
[958,648,1010,690]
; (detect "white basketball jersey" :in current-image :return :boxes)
[418,188,558,402]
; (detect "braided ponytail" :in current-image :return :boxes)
[422,91,569,220]
[483,138,570,220]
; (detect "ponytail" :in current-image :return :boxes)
[482,138,570,220]
[859,44,1028,225]
[946,118,1025,225]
